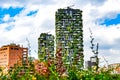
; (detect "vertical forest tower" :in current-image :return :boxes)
[38,33,54,61]
[55,7,84,69]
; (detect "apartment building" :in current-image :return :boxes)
[55,7,84,69]
[38,33,54,61]
[0,43,28,72]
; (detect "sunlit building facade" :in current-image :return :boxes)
[0,43,28,72]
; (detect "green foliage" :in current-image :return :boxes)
[48,64,59,80]
[68,70,79,80]
[35,74,46,80]
[1,62,120,80]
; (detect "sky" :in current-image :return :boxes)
[0,0,120,67]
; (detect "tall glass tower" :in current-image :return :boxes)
[55,7,84,69]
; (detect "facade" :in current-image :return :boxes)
[85,56,99,69]
[108,63,120,74]
[0,43,28,72]
[55,7,84,69]
[90,56,98,66]
[85,61,92,69]
[38,33,54,61]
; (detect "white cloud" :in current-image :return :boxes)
[3,27,30,40]
[82,0,120,65]
[3,14,10,21]
[0,0,120,66]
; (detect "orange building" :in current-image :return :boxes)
[0,43,28,72]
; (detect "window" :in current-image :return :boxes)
[0,48,7,51]
[11,48,13,50]
[70,11,72,16]
[68,35,73,40]
[23,58,26,61]
[14,48,19,50]
[23,52,27,55]
[23,55,27,57]
[4,54,7,56]
[23,49,27,51]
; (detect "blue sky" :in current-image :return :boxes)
[0,0,120,66]
[0,7,23,18]
[0,7,38,32]
[101,14,120,26]
[0,7,37,18]
[2,7,120,27]
[27,10,38,16]
[0,7,23,24]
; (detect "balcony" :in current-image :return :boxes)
[61,41,65,43]
[65,46,69,49]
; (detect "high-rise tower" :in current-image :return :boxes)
[38,33,54,61]
[55,7,84,69]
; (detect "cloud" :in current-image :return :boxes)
[0,0,120,65]
[5,25,14,31]
[82,0,120,65]
[3,14,10,21]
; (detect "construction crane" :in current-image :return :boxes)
[26,38,32,62]
[102,56,108,68]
